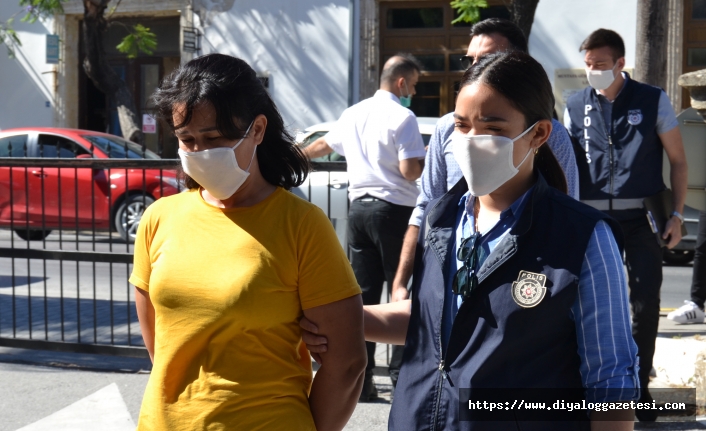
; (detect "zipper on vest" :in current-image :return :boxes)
[595,101,615,210]
[432,339,454,429]
[607,135,615,209]
[431,336,446,431]
[429,224,456,431]
[438,359,451,379]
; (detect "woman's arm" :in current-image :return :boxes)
[134,286,156,363]
[364,300,412,345]
[300,299,412,361]
[303,294,367,431]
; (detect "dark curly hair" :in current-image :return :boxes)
[152,53,309,190]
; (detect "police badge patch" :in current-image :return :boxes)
[511,271,547,308]
[627,109,643,126]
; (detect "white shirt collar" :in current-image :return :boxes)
[374,89,401,105]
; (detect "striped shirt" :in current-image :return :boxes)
[409,113,580,227]
[443,188,640,403]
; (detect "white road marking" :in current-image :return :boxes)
[16,383,135,431]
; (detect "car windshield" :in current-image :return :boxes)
[81,135,160,159]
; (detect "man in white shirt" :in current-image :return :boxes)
[304,54,426,401]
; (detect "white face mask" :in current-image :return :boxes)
[585,63,618,91]
[451,122,538,196]
[178,121,256,200]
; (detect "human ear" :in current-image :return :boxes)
[251,114,268,146]
[616,57,626,71]
[530,119,553,150]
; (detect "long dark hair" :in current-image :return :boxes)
[459,51,567,194]
[153,53,309,189]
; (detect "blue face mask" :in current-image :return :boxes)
[400,81,412,108]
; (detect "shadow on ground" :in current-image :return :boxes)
[0,294,142,346]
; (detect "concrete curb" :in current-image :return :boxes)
[0,346,152,373]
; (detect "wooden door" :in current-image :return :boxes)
[380,2,469,117]
[683,0,706,109]
[379,1,511,118]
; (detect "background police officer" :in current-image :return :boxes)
[564,28,688,418]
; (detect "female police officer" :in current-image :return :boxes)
[303,51,639,430]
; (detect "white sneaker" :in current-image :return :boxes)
[667,300,705,324]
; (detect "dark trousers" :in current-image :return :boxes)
[617,215,663,393]
[348,199,413,374]
[691,212,706,309]
[388,342,405,386]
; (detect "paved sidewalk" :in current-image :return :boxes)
[2,317,706,430]
[642,315,706,429]
[0,343,395,431]
[655,312,706,387]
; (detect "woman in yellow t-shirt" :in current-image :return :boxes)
[130,53,366,431]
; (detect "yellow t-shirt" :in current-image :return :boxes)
[129,187,360,431]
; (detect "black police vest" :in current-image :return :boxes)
[566,75,664,201]
[388,175,623,431]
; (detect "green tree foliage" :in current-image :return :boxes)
[116,24,157,59]
[1,0,157,59]
[450,0,488,24]
[0,0,65,57]
[0,20,21,57]
[19,0,65,23]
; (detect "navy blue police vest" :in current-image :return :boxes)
[566,75,664,202]
[388,175,624,431]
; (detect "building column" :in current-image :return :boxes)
[54,13,80,128]
[359,0,379,101]
[180,0,196,65]
[666,0,684,112]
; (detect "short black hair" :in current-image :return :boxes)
[380,53,422,86]
[469,18,528,53]
[580,29,625,61]
[153,53,309,190]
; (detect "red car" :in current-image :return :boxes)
[0,128,179,242]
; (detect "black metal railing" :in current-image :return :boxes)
[0,156,346,357]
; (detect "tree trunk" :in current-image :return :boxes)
[510,0,540,41]
[634,0,668,88]
[82,0,142,143]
